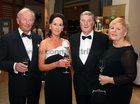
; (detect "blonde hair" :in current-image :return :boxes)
[109,17,129,33]
[109,17,129,41]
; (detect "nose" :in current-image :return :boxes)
[83,21,88,25]
[26,21,30,24]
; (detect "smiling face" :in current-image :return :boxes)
[108,18,128,42]
[17,10,34,33]
[49,17,64,37]
[80,15,94,35]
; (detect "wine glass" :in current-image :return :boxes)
[92,59,106,94]
[22,58,29,76]
[63,53,70,74]
[62,40,70,74]
[99,59,105,75]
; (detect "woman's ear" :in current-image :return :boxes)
[49,24,51,30]
[124,31,127,37]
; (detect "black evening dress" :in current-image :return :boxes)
[44,42,72,104]
[100,44,137,104]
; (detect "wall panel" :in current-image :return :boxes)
[0,0,24,31]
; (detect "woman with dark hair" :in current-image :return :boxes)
[38,13,72,104]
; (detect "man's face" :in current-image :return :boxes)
[17,11,34,33]
[80,15,94,35]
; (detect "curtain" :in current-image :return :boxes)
[54,0,64,13]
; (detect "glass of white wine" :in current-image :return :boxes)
[63,53,70,74]
[62,40,70,74]
[99,59,105,75]
[92,59,106,95]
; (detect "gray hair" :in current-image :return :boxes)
[17,7,35,20]
[80,11,95,20]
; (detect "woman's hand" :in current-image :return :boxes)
[57,59,71,68]
[99,75,114,85]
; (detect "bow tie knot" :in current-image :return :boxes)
[82,35,91,40]
[22,33,32,39]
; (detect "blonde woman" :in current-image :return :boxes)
[99,17,138,104]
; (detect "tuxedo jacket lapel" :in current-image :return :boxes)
[74,34,84,66]
[14,31,30,59]
[30,33,38,65]
[84,33,96,66]
[84,32,105,67]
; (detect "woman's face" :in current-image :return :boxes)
[50,17,64,36]
[109,22,127,41]
[80,15,94,35]
[17,11,34,33]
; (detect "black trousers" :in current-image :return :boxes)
[75,94,91,104]
[9,94,40,104]
[75,93,108,104]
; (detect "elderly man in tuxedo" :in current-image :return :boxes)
[0,8,42,104]
[69,11,109,104]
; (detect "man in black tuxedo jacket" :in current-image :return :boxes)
[0,8,42,104]
[69,11,109,104]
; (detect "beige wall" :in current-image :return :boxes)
[128,0,140,55]
[113,0,140,55]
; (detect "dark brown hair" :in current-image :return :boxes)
[48,13,65,37]
[49,13,65,24]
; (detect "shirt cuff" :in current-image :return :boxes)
[13,63,18,74]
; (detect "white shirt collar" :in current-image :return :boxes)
[81,30,94,40]
[18,28,31,36]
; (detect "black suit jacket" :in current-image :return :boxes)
[0,30,42,96]
[69,31,109,95]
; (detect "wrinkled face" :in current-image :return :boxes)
[80,15,94,35]
[17,11,34,33]
[109,22,127,41]
[49,17,64,36]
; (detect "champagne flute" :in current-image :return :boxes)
[92,59,106,94]
[62,40,70,74]
[22,58,29,76]
[63,53,70,74]
[99,59,105,75]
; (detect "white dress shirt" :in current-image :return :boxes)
[79,30,94,64]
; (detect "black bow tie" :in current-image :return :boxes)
[82,35,91,40]
[22,33,32,39]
